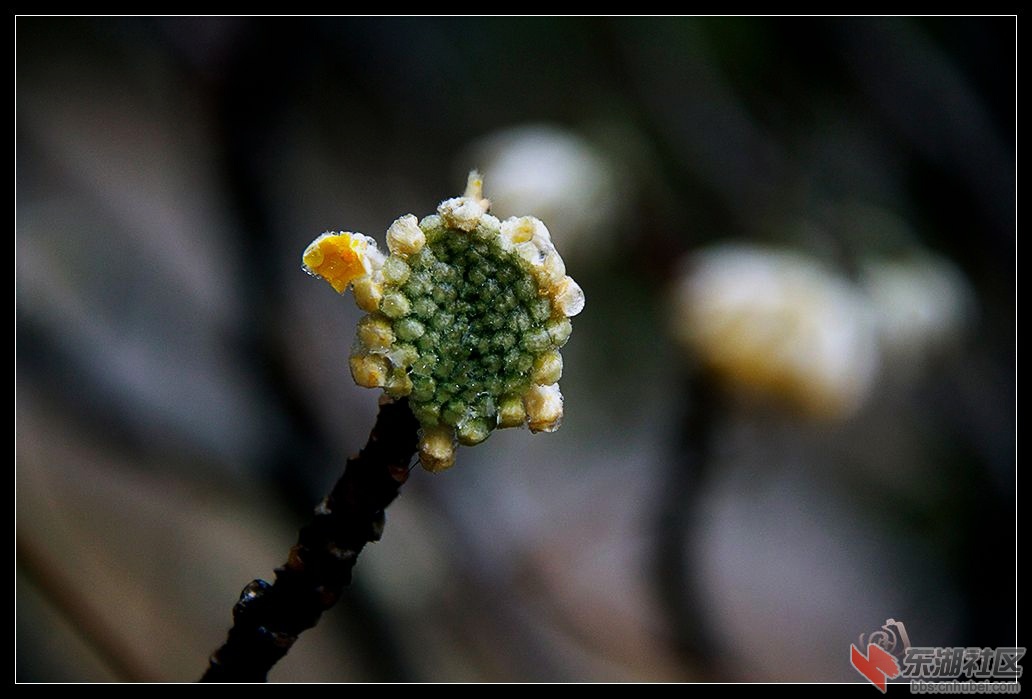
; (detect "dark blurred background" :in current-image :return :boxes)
[16,17,1015,682]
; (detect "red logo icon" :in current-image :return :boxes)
[852,642,902,692]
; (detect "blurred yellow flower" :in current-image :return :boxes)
[673,245,880,419]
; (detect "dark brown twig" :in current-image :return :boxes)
[201,398,419,682]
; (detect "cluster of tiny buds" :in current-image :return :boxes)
[303,172,584,472]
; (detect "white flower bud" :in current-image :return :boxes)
[524,384,564,432]
[552,276,585,317]
[386,214,426,257]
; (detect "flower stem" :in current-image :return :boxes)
[654,373,723,680]
[201,398,419,682]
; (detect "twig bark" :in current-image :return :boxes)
[201,398,419,682]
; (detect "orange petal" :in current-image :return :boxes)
[303,233,368,293]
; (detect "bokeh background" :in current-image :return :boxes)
[16,17,1015,682]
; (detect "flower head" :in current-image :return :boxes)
[303,172,584,472]
[672,244,879,419]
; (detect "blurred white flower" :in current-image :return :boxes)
[860,254,975,367]
[673,245,880,419]
[462,124,621,261]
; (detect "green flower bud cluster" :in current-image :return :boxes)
[304,173,584,471]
